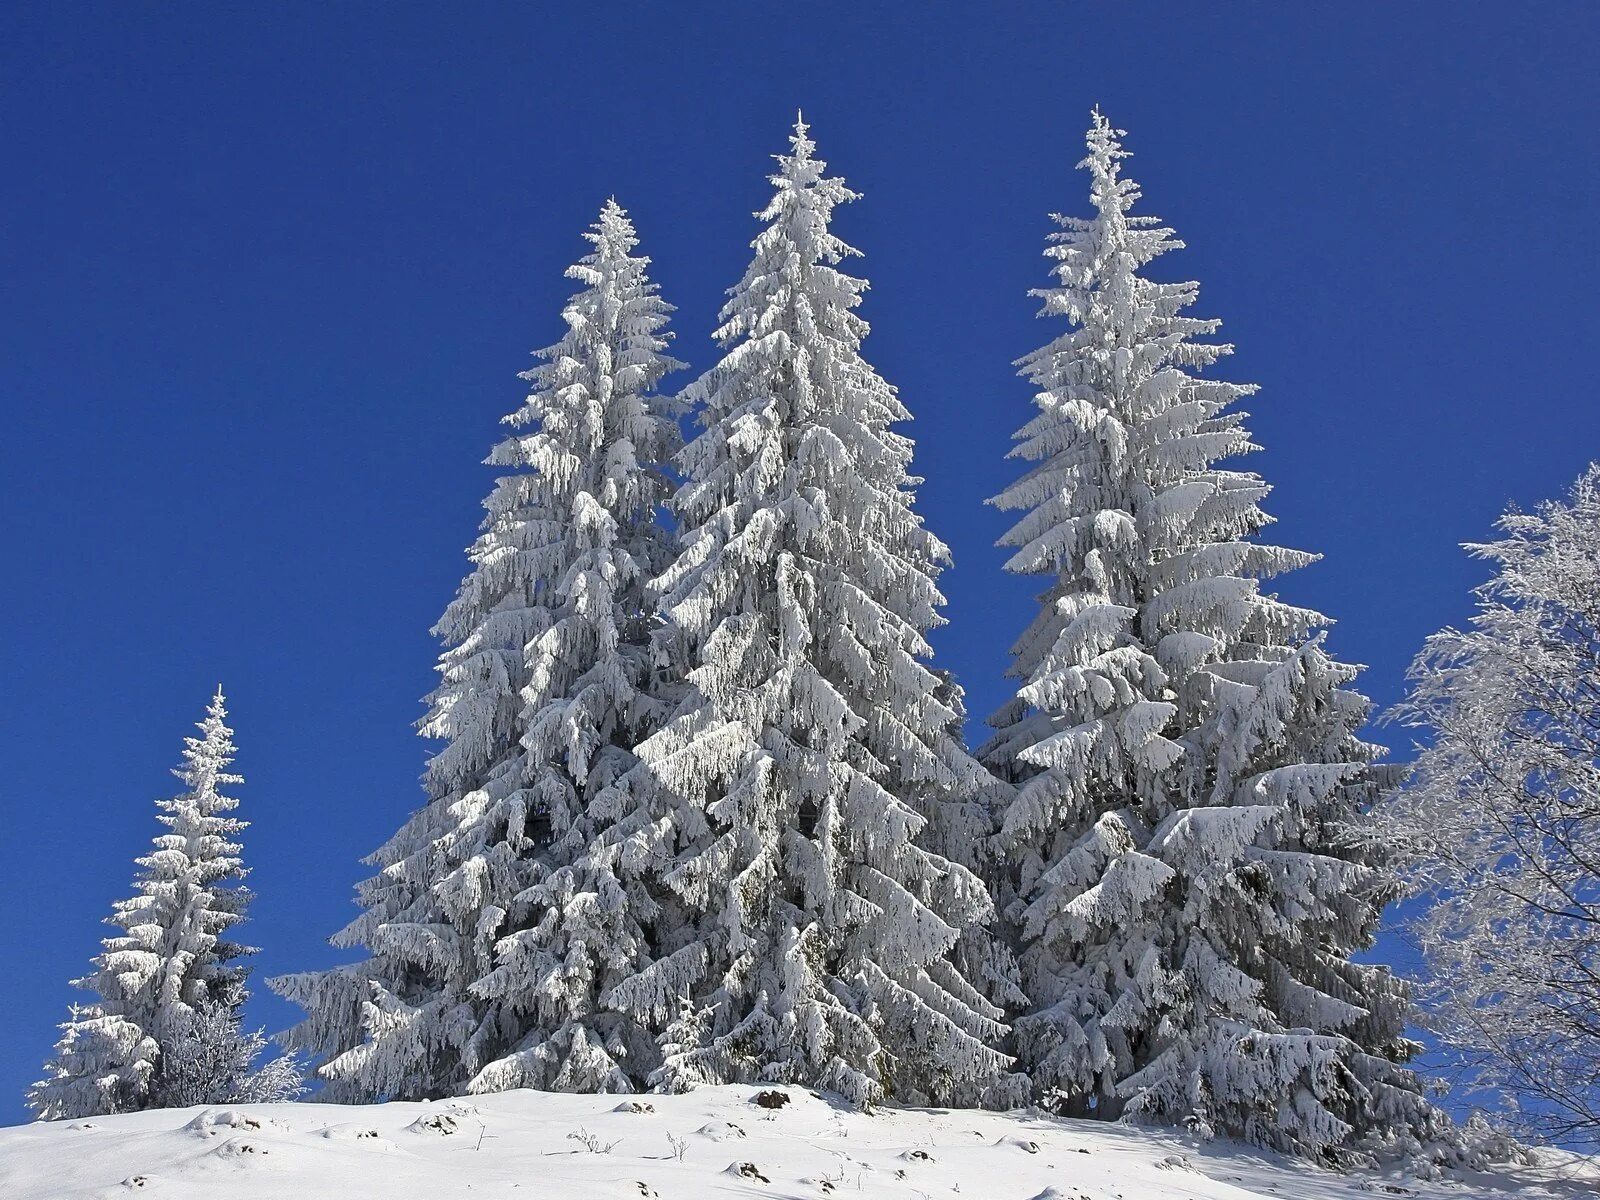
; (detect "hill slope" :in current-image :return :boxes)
[1,1083,1590,1199]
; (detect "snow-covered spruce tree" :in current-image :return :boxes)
[1383,466,1600,1148]
[601,119,1015,1108]
[913,669,1029,1026]
[271,200,684,1101]
[983,111,1443,1157]
[30,689,288,1118]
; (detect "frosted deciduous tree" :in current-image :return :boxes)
[1384,466,1600,1147]
[984,111,1441,1157]
[30,689,291,1118]
[271,200,684,1101]
[152,982,306,1107]
[605,119,1014,1108]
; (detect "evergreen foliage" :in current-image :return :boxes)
[271,201,685,1100]
[31,691,289,1118]
[605,119,1015,1108]
[984,111,1443,1157]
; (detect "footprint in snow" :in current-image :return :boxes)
[798,1176,842,1194]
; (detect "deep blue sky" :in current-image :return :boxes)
[3,4,1597,1125]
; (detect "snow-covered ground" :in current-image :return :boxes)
[1,1085,1592,1200]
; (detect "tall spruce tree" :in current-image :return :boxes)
[984,112,1442,1156]
[31,689,276,1118]
[600,118,1013,1108]
[271,200,684,1100]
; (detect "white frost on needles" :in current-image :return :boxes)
[271,200,685,1102]
[983,110,1447,1159]
[31,690,294,1118]
[608,118,1016,1107]
[1383,465,1600,1145]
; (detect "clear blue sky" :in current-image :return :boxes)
[3,4,1597,1124]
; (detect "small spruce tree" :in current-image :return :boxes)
[30,689,291,1118]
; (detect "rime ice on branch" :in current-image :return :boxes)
[984,111,1443,1157]
[1384,466,1600,1147]
[606,118,1016,1108]
[271,201,685,1100]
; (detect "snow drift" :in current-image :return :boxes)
[2,1084,1591,1200]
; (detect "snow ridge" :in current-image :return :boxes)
[2,1084,1585,1200]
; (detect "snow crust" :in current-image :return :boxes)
[3,1084,1589,1200]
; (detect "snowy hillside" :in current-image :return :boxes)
[2,1085,1591,1200]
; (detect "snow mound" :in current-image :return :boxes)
[316,1122,395,1150]
[0,1084,1590,1200]
[404,1111,462,1137]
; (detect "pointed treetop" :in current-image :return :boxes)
[203,685,230,725]
[587,196,640,256]
[177,687,241,795]
[193,687,233,746]
[1083,106,1131,173]
[784,110,817,170]
[761,113,849,225]
[1077,108,1140,223]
